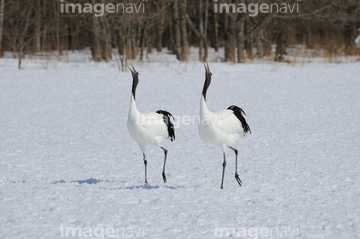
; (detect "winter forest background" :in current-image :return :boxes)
[1,1,360,238]
[0,0,359,69]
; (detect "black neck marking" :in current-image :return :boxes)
[202,63,212,101]
[202,73,212,101]
[131,73,139,100]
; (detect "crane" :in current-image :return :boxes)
[198,63,251,189]
[127,65,175,184]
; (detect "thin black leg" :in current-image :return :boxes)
[161,147,168,183]
[220,152,226,189]
[143,153,148,184]
[229,147,242,186]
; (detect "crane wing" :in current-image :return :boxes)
[138,112,169,140]
[156,110,175,142]
[227,105,251,135]
[212,107,250,136]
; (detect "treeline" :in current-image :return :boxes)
[0,0,359,69]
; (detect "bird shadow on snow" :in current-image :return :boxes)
[116,184,183,190]
[52,178,183,190]
[52,178,113,185]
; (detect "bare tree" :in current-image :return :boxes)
[224,13,236,63]
[179,0,188,61]
[3,1,41,68]
[198,0,209,62]
[0,0,4,57]
[154,1,166,52]
[236,0,246,63]
[33,0,41,52]
[90,14,102,61]
[99,14,112,62]
[0,0,359,65]
[173,0,181,60]
[213,5,219,52]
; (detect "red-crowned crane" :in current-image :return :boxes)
[127,65,175,184]
[198,63,251,189]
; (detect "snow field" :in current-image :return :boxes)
[0,51,360,238]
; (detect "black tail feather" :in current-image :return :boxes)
[227,105,251,135]
[156,110,175,142]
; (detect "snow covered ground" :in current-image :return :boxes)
[0,49,360,239]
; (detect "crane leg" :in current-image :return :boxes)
[230,147,242,186]
[220,153,226,189]
[161,147,168,183]
[143,153,148,184]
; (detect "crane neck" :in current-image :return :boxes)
[202,74,211,101]
[200,95,210,116]
[129,94,139,118]
[129,73,140,118]
[131,75,139,100]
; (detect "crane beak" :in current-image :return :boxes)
[128,64,138,74]
[128,64,138,75]
[204,62,209,73]
[204,62,211,75]
[204,62,210,71]
[128,65,134,73]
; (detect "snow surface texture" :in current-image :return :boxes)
[1,50,360,239]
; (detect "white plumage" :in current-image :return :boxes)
[199,104,244,151]
[128,108,169,151]
[127,65,175,184]
[199,63,251,189]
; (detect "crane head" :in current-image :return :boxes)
[204,62,212,78]
[128,64,139,78]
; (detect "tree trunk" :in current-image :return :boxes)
[224,14,236,63]
[156,2,164,52]
[41,0,47,51]
[246,20,253,59]
[125,14,137,61]
[169,16,175,52]
[236,12,245,63]
[18,46,24,69]
[275,31,286,62]
[198,1,203,61]
[115,28,126,71]
[203,0,208,61]
[256,32,263,58]
[99,16,112,62]
[306,26,313,49]
[91,14,102,61]
[145,10,152,56]
[213,6,219,52]
[0,0,4,57]
[139,19,146,61]
[67,18,72,52]
[262,29,271,57]
[173,0,181,60]
[33,0,41,52]
[54,0,62,59]
[130,19,137,60]
[179,0,188,62]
